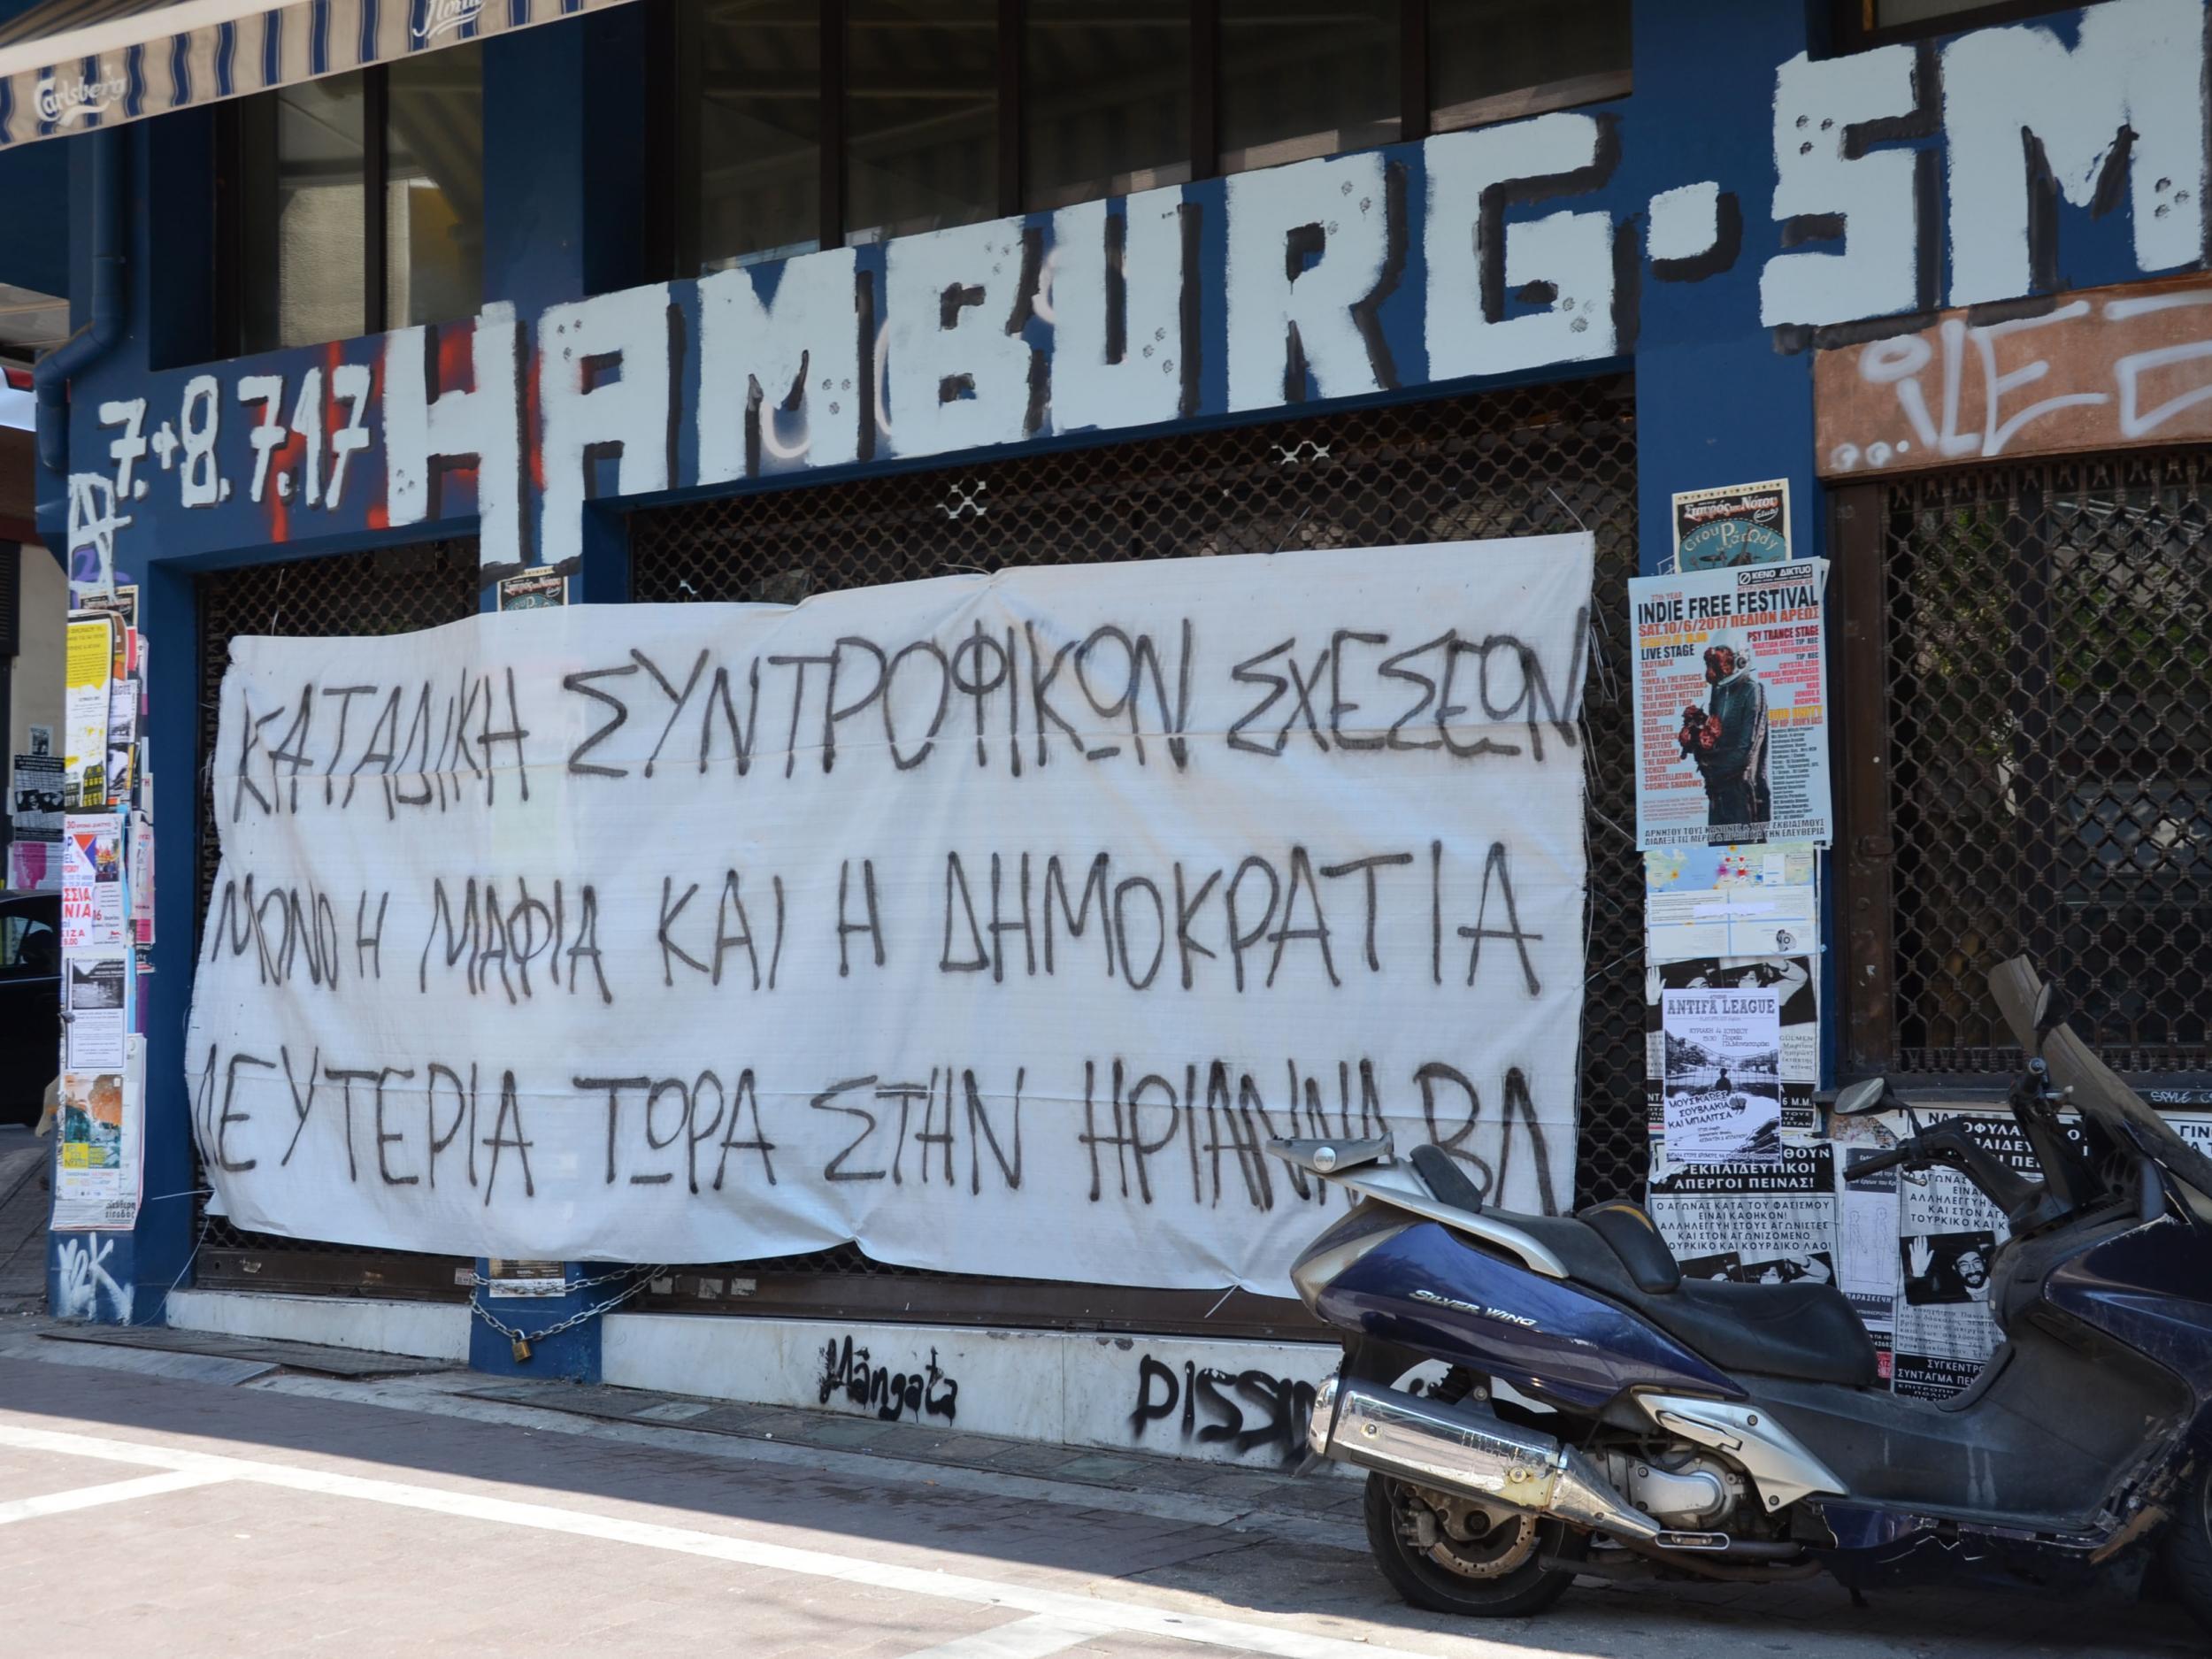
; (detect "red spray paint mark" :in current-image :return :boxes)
[526,344,546,494]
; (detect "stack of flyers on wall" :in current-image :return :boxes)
[1629,560,1832,849]
[53,1036,146,1231]
[85,587,142,806]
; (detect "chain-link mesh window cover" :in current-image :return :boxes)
[1878,455,2211,1077]
[189,380,1649,1319]
[195,540,480,1295]
[631,374,1650,1291]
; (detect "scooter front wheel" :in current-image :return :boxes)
[2162,1459,2212,1636]
[1361,1473,1577,1617]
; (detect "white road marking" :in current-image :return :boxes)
[0,1423,1517,1659]
[0,1468,229,1524]
[900,1613,1113,1659]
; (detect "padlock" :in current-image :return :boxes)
[511,1336,533,1363]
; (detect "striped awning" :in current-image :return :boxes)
[0,0,631,146]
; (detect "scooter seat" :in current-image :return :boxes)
[1575,1200,1879,1388]
[1398,1158,1880,1388]
[1636,1276,1881,1388]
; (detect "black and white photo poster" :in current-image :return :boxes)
[186,540,1595,1292]
[1659,986,1783,1165]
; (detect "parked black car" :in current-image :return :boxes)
[0,889,61,1127]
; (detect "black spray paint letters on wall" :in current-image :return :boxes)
[818,1335,960,1424]
[1128,1354,1320,1466]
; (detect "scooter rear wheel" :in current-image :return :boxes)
[1361,1473,1576,1617]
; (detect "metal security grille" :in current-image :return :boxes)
[193,539,480,1298]
[1856,455,2212,1078]
[630,374,1649,1319]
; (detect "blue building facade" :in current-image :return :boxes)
[18,0,2212,1392]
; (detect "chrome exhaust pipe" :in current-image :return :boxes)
[1310,1377,1679,1548]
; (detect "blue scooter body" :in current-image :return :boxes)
[1296,1161,2212,1595]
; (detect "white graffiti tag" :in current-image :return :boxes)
[65,472,131,596]
[54,1233,131,1321]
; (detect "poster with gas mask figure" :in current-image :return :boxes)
[1629,561,1832,849]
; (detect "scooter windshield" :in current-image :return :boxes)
[1990,956,2212,1203]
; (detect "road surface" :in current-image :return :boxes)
[0,1336,2193,1658]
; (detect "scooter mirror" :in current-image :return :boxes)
[1834,1078,1889,1117]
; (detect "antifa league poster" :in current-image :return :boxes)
[187,540,1594,1294]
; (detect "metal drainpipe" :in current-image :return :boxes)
[34,127,127,555]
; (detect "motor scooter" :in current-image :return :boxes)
[1272,957,2212,1625]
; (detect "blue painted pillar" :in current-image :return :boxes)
[1627,0,1825,583]
[46,116,213,1324]
[1626,0,1841,1086]
[467,13,648,1378]
[123,556,200,1322]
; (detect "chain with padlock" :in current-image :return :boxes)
[469,1265,663,1363]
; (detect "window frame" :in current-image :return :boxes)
[1835,1,2078,51]
[661,0,1632,275]
[218,59,482,355]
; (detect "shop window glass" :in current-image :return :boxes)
[681,0,822,271]
[846,0,996,245]
[244,76,369,351]
[234,58,482,353]
[1430,0,1630,132]
[1218,0,1396,176]
[387,44,485,329]
[1023,0,1190,211]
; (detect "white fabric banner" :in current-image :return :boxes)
[187,538,1594,1293]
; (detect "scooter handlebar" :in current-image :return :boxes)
[1845,1142,1914,1181]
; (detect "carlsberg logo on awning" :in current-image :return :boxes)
[36,73,125,125]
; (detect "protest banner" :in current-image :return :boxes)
[186,539,1594,1292]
